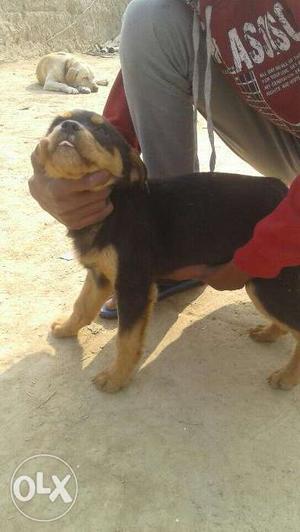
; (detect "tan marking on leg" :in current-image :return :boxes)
[268,333,300,390]
[246,282,287,327]
[80,245,118,286]
[249,323,288,343]
[51,270,112,337]
[246,281,289,340]
[245,281,300,390]
[93,284,157,392]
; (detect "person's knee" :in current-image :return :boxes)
[120,0,152,65]
[123,0,151,19]
[122,0,171,28]
[120,0,191,66]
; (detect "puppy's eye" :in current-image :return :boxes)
[96,127,110,139]
[96,127,110,143]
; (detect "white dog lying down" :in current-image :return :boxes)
[36,52,108,94]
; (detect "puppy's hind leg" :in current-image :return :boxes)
[246,281,288,342]
[93,282,158,393]
[268,333,300,390]
[52,270,112,338]
[246,274,300,389]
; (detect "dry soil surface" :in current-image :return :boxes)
[1,55,300,532]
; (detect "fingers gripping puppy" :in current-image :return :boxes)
[33,110,300,393]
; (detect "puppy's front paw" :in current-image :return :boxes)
[96,79,108,86]
[67,87,79,94]
[51,317,78,338]
[78,86,91,94]
[92,367,126,393]
[268,368,299,390]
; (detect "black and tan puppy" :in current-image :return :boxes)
[33,109,300,392]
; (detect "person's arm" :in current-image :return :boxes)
[199,175,300,289]
[164,175,300,290]
[160,261,250,290]
[233,175,300,277]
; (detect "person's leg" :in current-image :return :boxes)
[120,0,196,178]
[120,0,300,182]
[101,0,201,319]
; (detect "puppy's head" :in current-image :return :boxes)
[65,61,99,92]
[33,110,146,184]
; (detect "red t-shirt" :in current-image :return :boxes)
[103,0,300,278]
[234,174,300,277]
[201,0,300,138]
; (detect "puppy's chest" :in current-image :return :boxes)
[68,200,154,263]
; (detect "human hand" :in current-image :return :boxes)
[162,261,250,290]
[193,260,250,290]
[29,151,113,230]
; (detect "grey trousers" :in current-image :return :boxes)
[120,0,300,183]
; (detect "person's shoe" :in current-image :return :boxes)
[99,280,205,320]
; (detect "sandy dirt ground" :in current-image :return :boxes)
[1,54,300,532]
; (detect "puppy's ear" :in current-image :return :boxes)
[129,149,147,182]
[31,138,49,171]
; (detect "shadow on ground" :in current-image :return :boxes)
[2,298,298,530]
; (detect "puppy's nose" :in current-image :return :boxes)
[61,120,81,134]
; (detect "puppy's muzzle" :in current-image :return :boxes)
[61,120,82,134]
[56,120,83,149]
